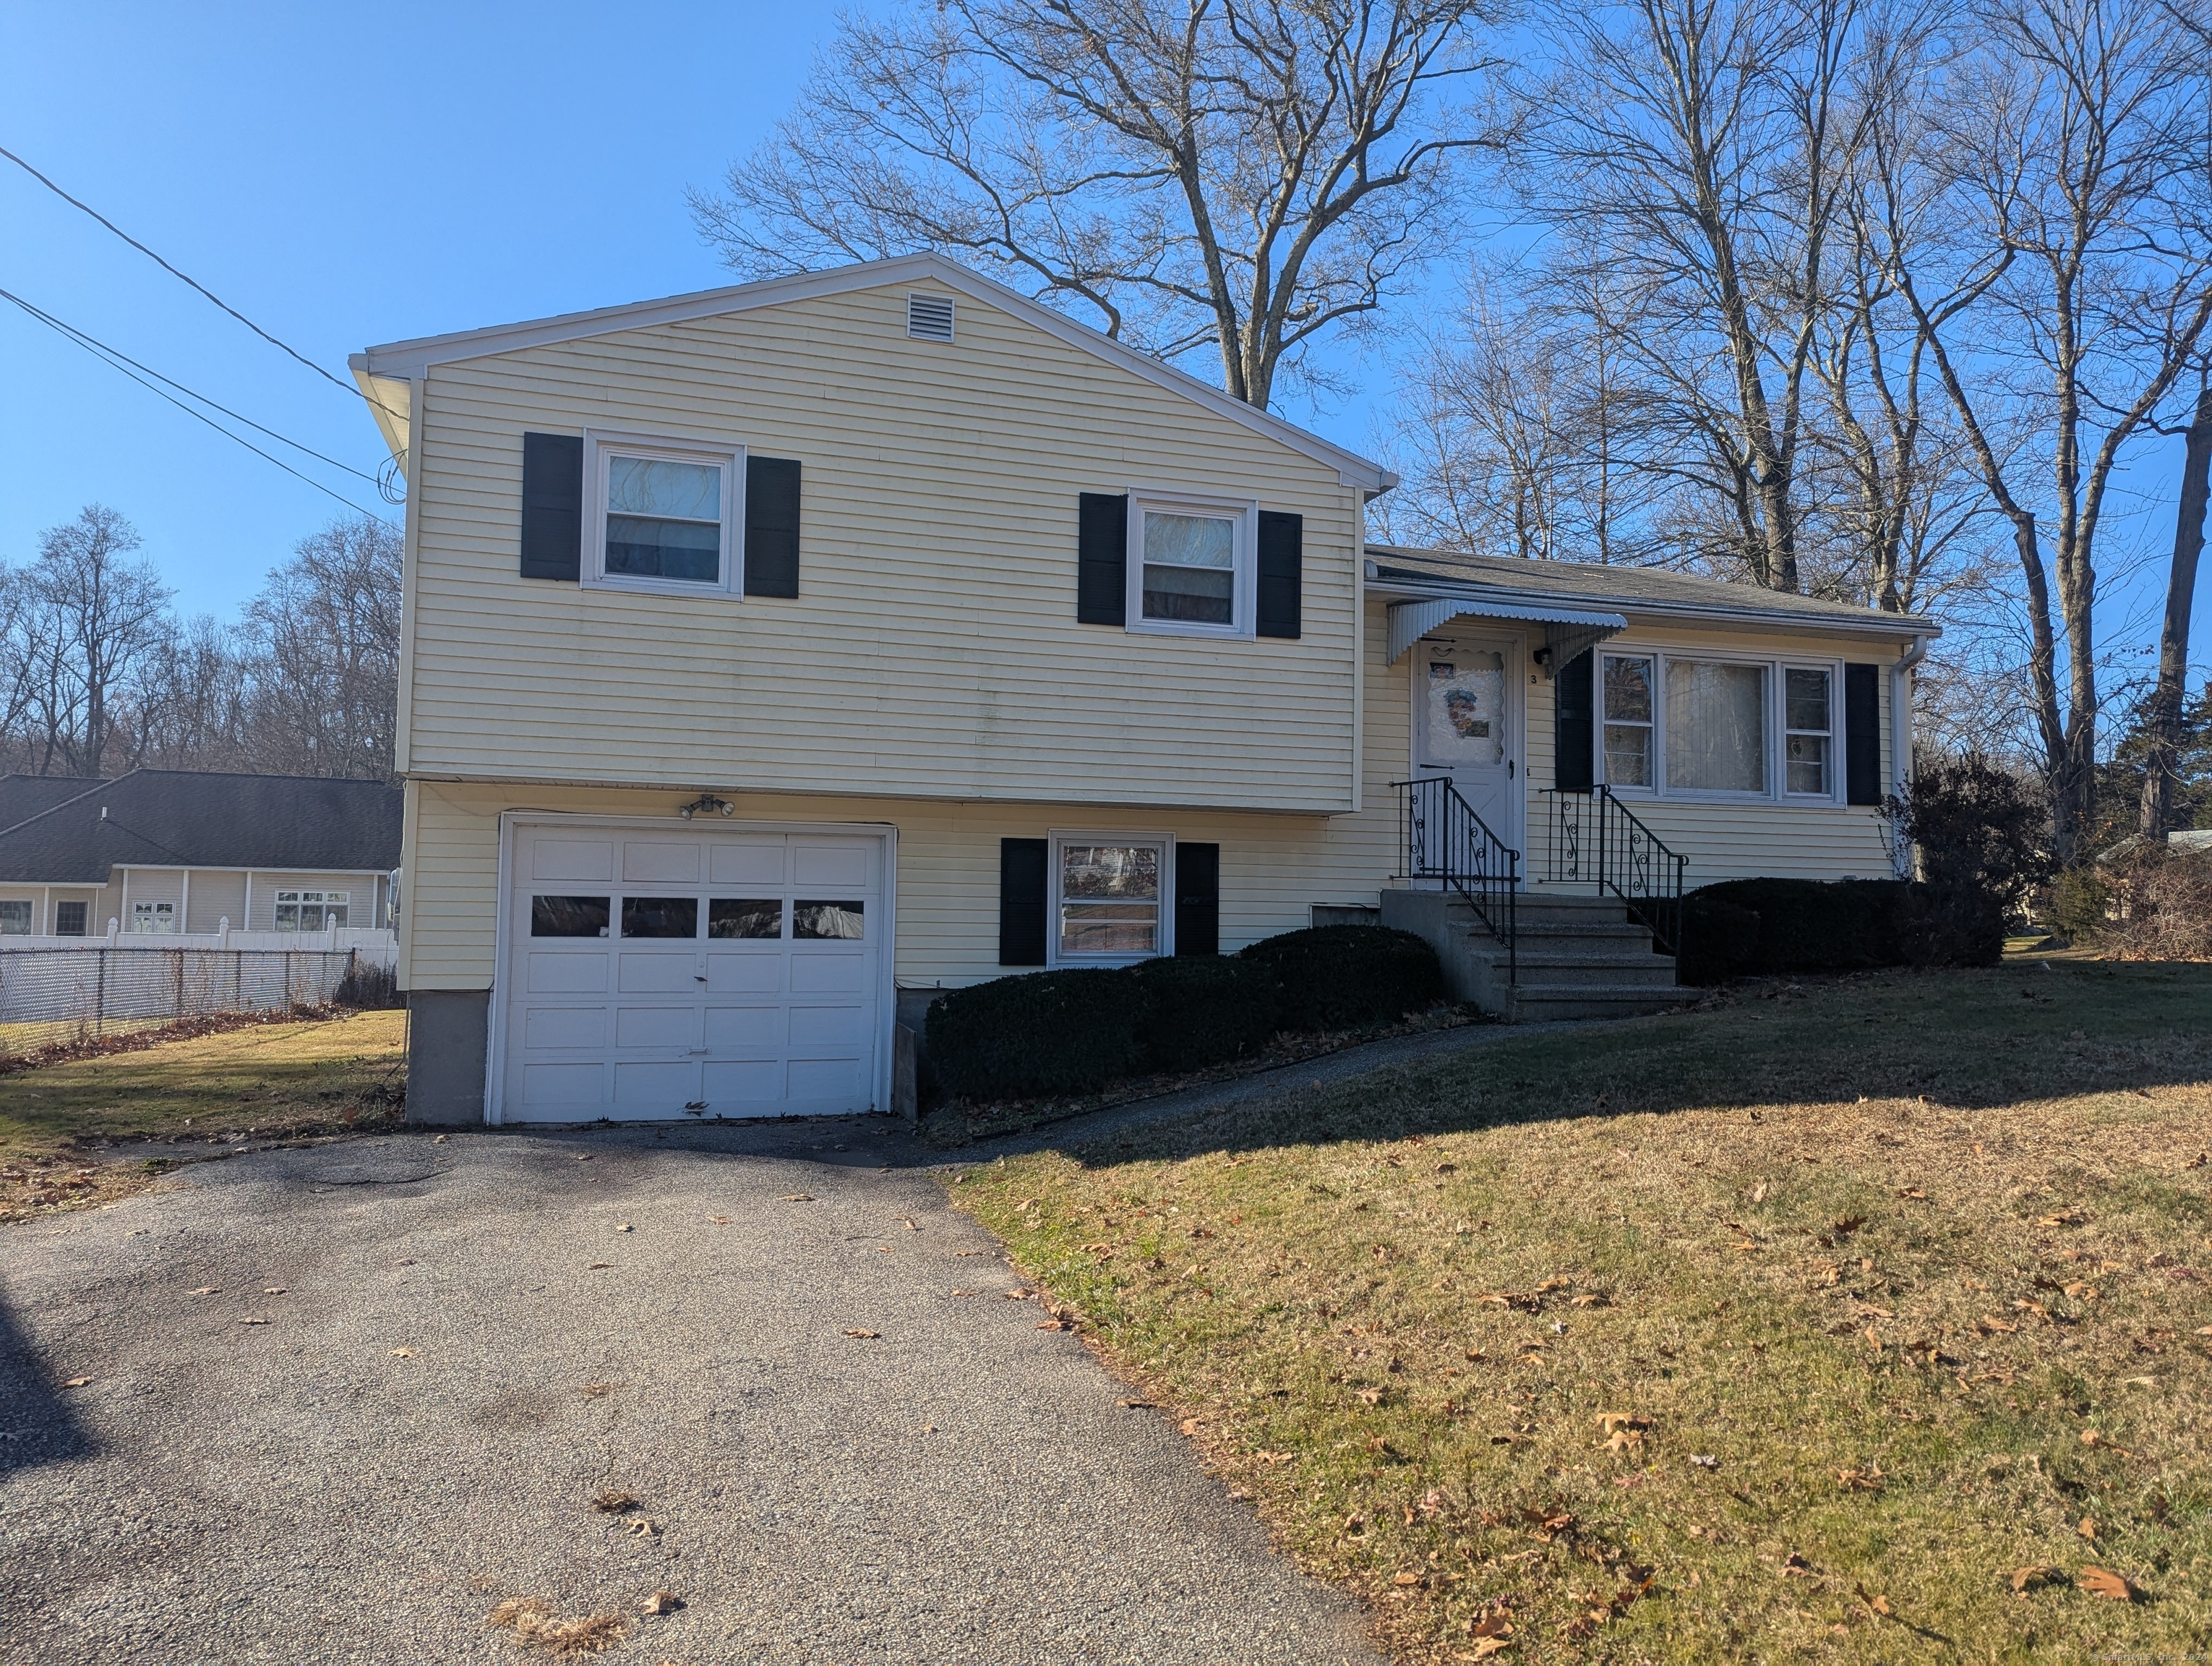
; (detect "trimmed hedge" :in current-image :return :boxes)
[1678,876,2002,985]
[925,925,1446,1103]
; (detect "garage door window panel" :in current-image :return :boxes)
[793,900,864,940]
[709,897,784,939]
[622,897,699,939]
[533,895,610,937]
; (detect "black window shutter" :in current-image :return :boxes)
[745,456,802,597]
[520,432,583,581]
[1555,649,1595,793]
[1256,511,1302,638]
[1174,843,1220,957]
[998,838,1048,966]
[1845,663,1882,805]
[1077,492,1128,625]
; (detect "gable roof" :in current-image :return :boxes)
[0,771,403,886]
[350,252,1396,494]
[1366,546,1939,639]
[0,775,108,834]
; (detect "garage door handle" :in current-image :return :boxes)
[694,973,708,982]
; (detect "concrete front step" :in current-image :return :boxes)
[1474,950,1678,990]
[1512,983,1688,1020]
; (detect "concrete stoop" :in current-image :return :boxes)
[1380,888,1682,1022]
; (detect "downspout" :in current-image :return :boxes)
[1890,634,1929,877]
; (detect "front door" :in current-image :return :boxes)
[1412,632,1520,857]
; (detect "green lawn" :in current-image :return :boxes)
[0,1010,406,1218]
[953,960,2212,1663]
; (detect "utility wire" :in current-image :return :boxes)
[0,288,397,527]
[0,142,406,426]
[1,288,385,487]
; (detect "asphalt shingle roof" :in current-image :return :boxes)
[1368,545,1937,633]
[0,771,402,885]
[0,775,108,834]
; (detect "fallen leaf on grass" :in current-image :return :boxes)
[1838,1467,1885,1492]
[2080,1430,2138,1458]
[1116,1397,1154,1409]
[1689,1454,1718,1469]
[2078,1516,2099,1539]
[1597,1411,1650,1435]
[636,1589,684,1615]
[1831,1216,1868,1236]
[1036,1318,1068,1331]
[1466,1638,1514,1659]
[1569,1293,1610,1308]
[1853,1582,1892,1616]
[1975,1315,2018,1335]
[2078,1565,2135,1602]
[1896,1187,1926,1200]
[2010,1564,2064,1594]
[593,1488,641,1513]
[1180,1417,1204,1435]
[2039,1209,2087,1227]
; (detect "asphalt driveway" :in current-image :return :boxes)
[0,1121,1381,1665]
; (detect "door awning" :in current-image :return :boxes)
[1386,596,1629,676]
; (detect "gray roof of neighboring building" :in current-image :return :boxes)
[0,771,402,885]
[0,775,111,834]
[1367,545,1938,636]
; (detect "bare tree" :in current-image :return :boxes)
[129,614,250,772]
[1514,0,1892,591]
[2139,380,2211,835]
[1881,0,2212,860]
[238,516,403,779]
[693,0,1514,409]
[22,506,172,777]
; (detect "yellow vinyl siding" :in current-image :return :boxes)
[403,280,1361,813]
[403,597,1406,991]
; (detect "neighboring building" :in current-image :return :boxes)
[350,252,1936,1127]
[0,770,401,939]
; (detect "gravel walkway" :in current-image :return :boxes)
[0,1118,1382,1665]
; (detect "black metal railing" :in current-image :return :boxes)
[1537,785,1689,952]
[1394,776,1519,985]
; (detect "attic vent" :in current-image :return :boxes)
[906,294,956,342]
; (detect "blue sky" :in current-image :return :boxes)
[0,1,2196,693]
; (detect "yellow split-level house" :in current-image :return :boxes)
[351,252,1936,1126]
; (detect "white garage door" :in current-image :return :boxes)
[499,824,887,1123]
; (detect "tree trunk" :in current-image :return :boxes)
[2138,384,2212,836]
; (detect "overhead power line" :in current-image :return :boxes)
[0,141,406,427]
[1,286,398,528]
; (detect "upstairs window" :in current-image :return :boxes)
[1126,491,1255,638]
[583,432,740,597]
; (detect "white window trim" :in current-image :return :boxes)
[580,427,744,599]
[1592,646,1847,806]
[1046,830,1176,967]
[130,900,179,934]
[1123,487,1259,640]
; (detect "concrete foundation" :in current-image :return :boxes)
[405,989,490,1125]
[1380,889,1514,1013]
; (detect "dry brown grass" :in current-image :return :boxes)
[0,1010,405,1222]
[954,959,2212,1663]
[486,1596,627,1656]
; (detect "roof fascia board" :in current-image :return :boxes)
[354,253,1394,493]
[350,366,412,468]
[1365,568,1940,641]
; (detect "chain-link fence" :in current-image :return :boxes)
[0,947,364,1061]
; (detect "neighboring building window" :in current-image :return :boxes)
[1601,654,1654,787]
[131,901,179,934]
[0,901,29,936]
[1665,659,1768,795]
[275,890,349,931]
[1784,667,1833,796]
[54,901,87,936]
[1126,492,1254,637]
[1053,837,1167,962]
[583,430,740,597]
